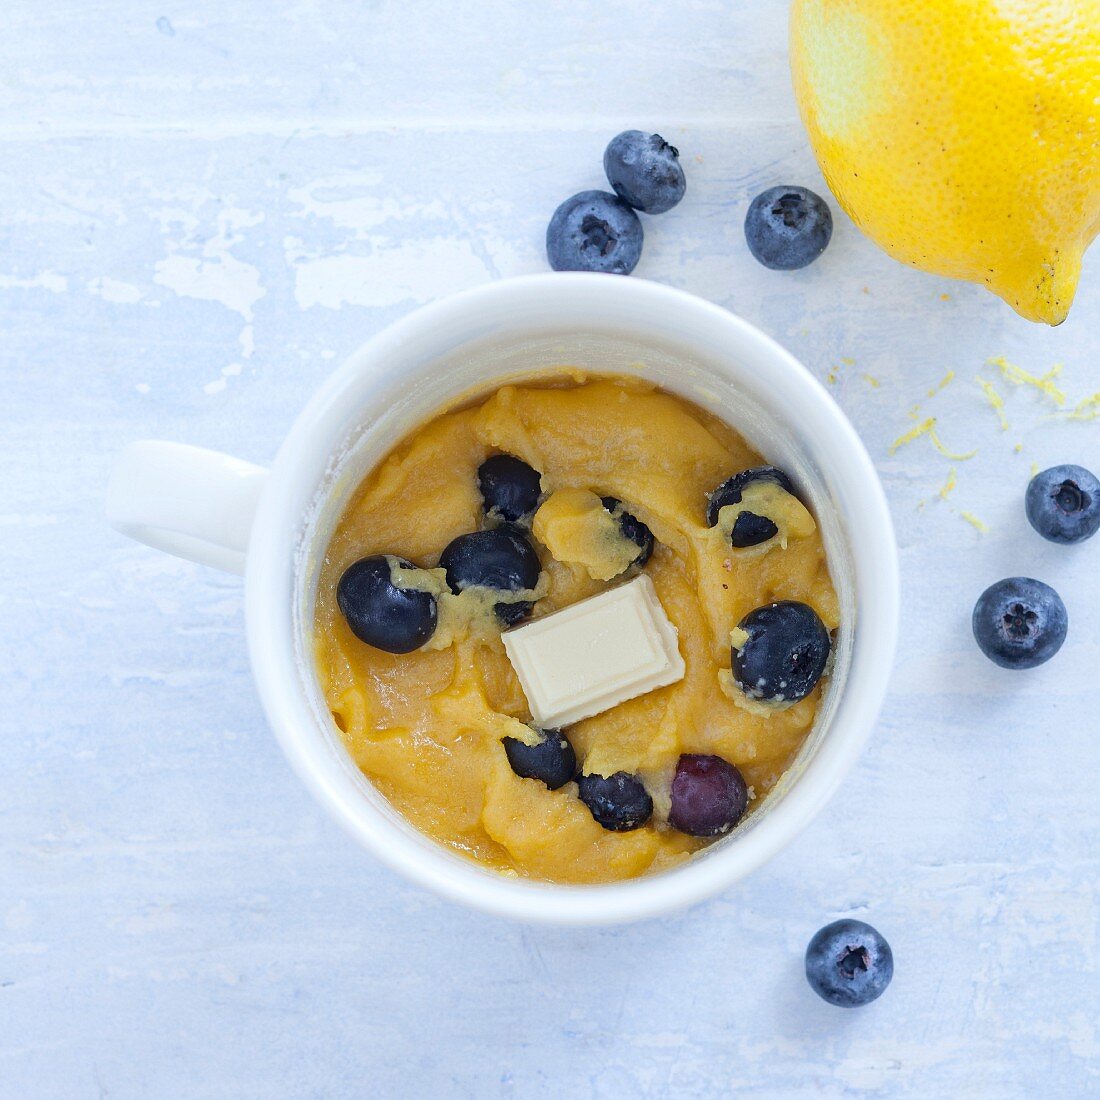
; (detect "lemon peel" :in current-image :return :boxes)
[791,0,1100,324]
[1065,392,1100,422]
[927,371,955,398]
[987,357,1066,407]
[889,416,976,460]
[889,418,934,454]
[938,468,957,500]
[960,511,989,535]
[976,378,1010,431]
[930,427,976,461]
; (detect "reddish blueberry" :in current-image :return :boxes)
[668,754,748,836]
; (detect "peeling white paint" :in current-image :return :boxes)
[87,276,143,303]
[0,271,68,293]
[292,241,492,309]
[154,252,264,321]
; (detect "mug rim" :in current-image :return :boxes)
[245,273,899,925]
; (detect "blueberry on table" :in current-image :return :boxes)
[439,526,542,625]
[972,577,1067,669]
[668,754,748,837]
[546,190,643,275]
[576,772,653,831]
[805,919,893,1007]
[603,130,687,215]
[1025,464,1100,544]
[478,454,543,524]
[706,465,799,547]
[336,555,437,654]
[732,601,830,704]
[744,185,833,270]
[502,727,577,790]
[601,496,655,566]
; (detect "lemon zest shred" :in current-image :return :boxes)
[928,424,977,460]
[889,417,934,454]
[1030,462,1039,478]
[938,467,957,500]
[976,378,1009,430]
[1066,392,1100,421]
[987,356,1066,406]
[1014,443,1023,453]
[862,373,880,388]
[889,416,976,460]
[840,356,856,366]
[927,370,955,398]
[960,511,989,534]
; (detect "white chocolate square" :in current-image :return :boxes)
[502,574,685,728]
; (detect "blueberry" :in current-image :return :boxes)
[744,185,833,270]
[576,772,653,831]
[601,496,654,566]
[603,130,687,215]
[546,190,643,275]
[1025,464,1100,544]
[439,526,542,625]
[729,512,779,547]
[502,727,577,790]
[805,919,893,1008]
[733,601,830,703]
[668,754,748,837]
[494,600,535,627]
[478,454,543,524]
[336,555,437,654]
[706,465,799,547]
[972,577,1067,669]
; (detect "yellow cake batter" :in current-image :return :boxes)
[313,374,838,884]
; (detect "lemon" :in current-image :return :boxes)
[790,0,1100,324]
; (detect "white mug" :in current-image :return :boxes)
[107,273,898,925]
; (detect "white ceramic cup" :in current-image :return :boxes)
[108,273,898,925]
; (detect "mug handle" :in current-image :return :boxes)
[107,441,268,576]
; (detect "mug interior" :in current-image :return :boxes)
[247,275,895,924]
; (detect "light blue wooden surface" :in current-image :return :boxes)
[2,3,1098,1096]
